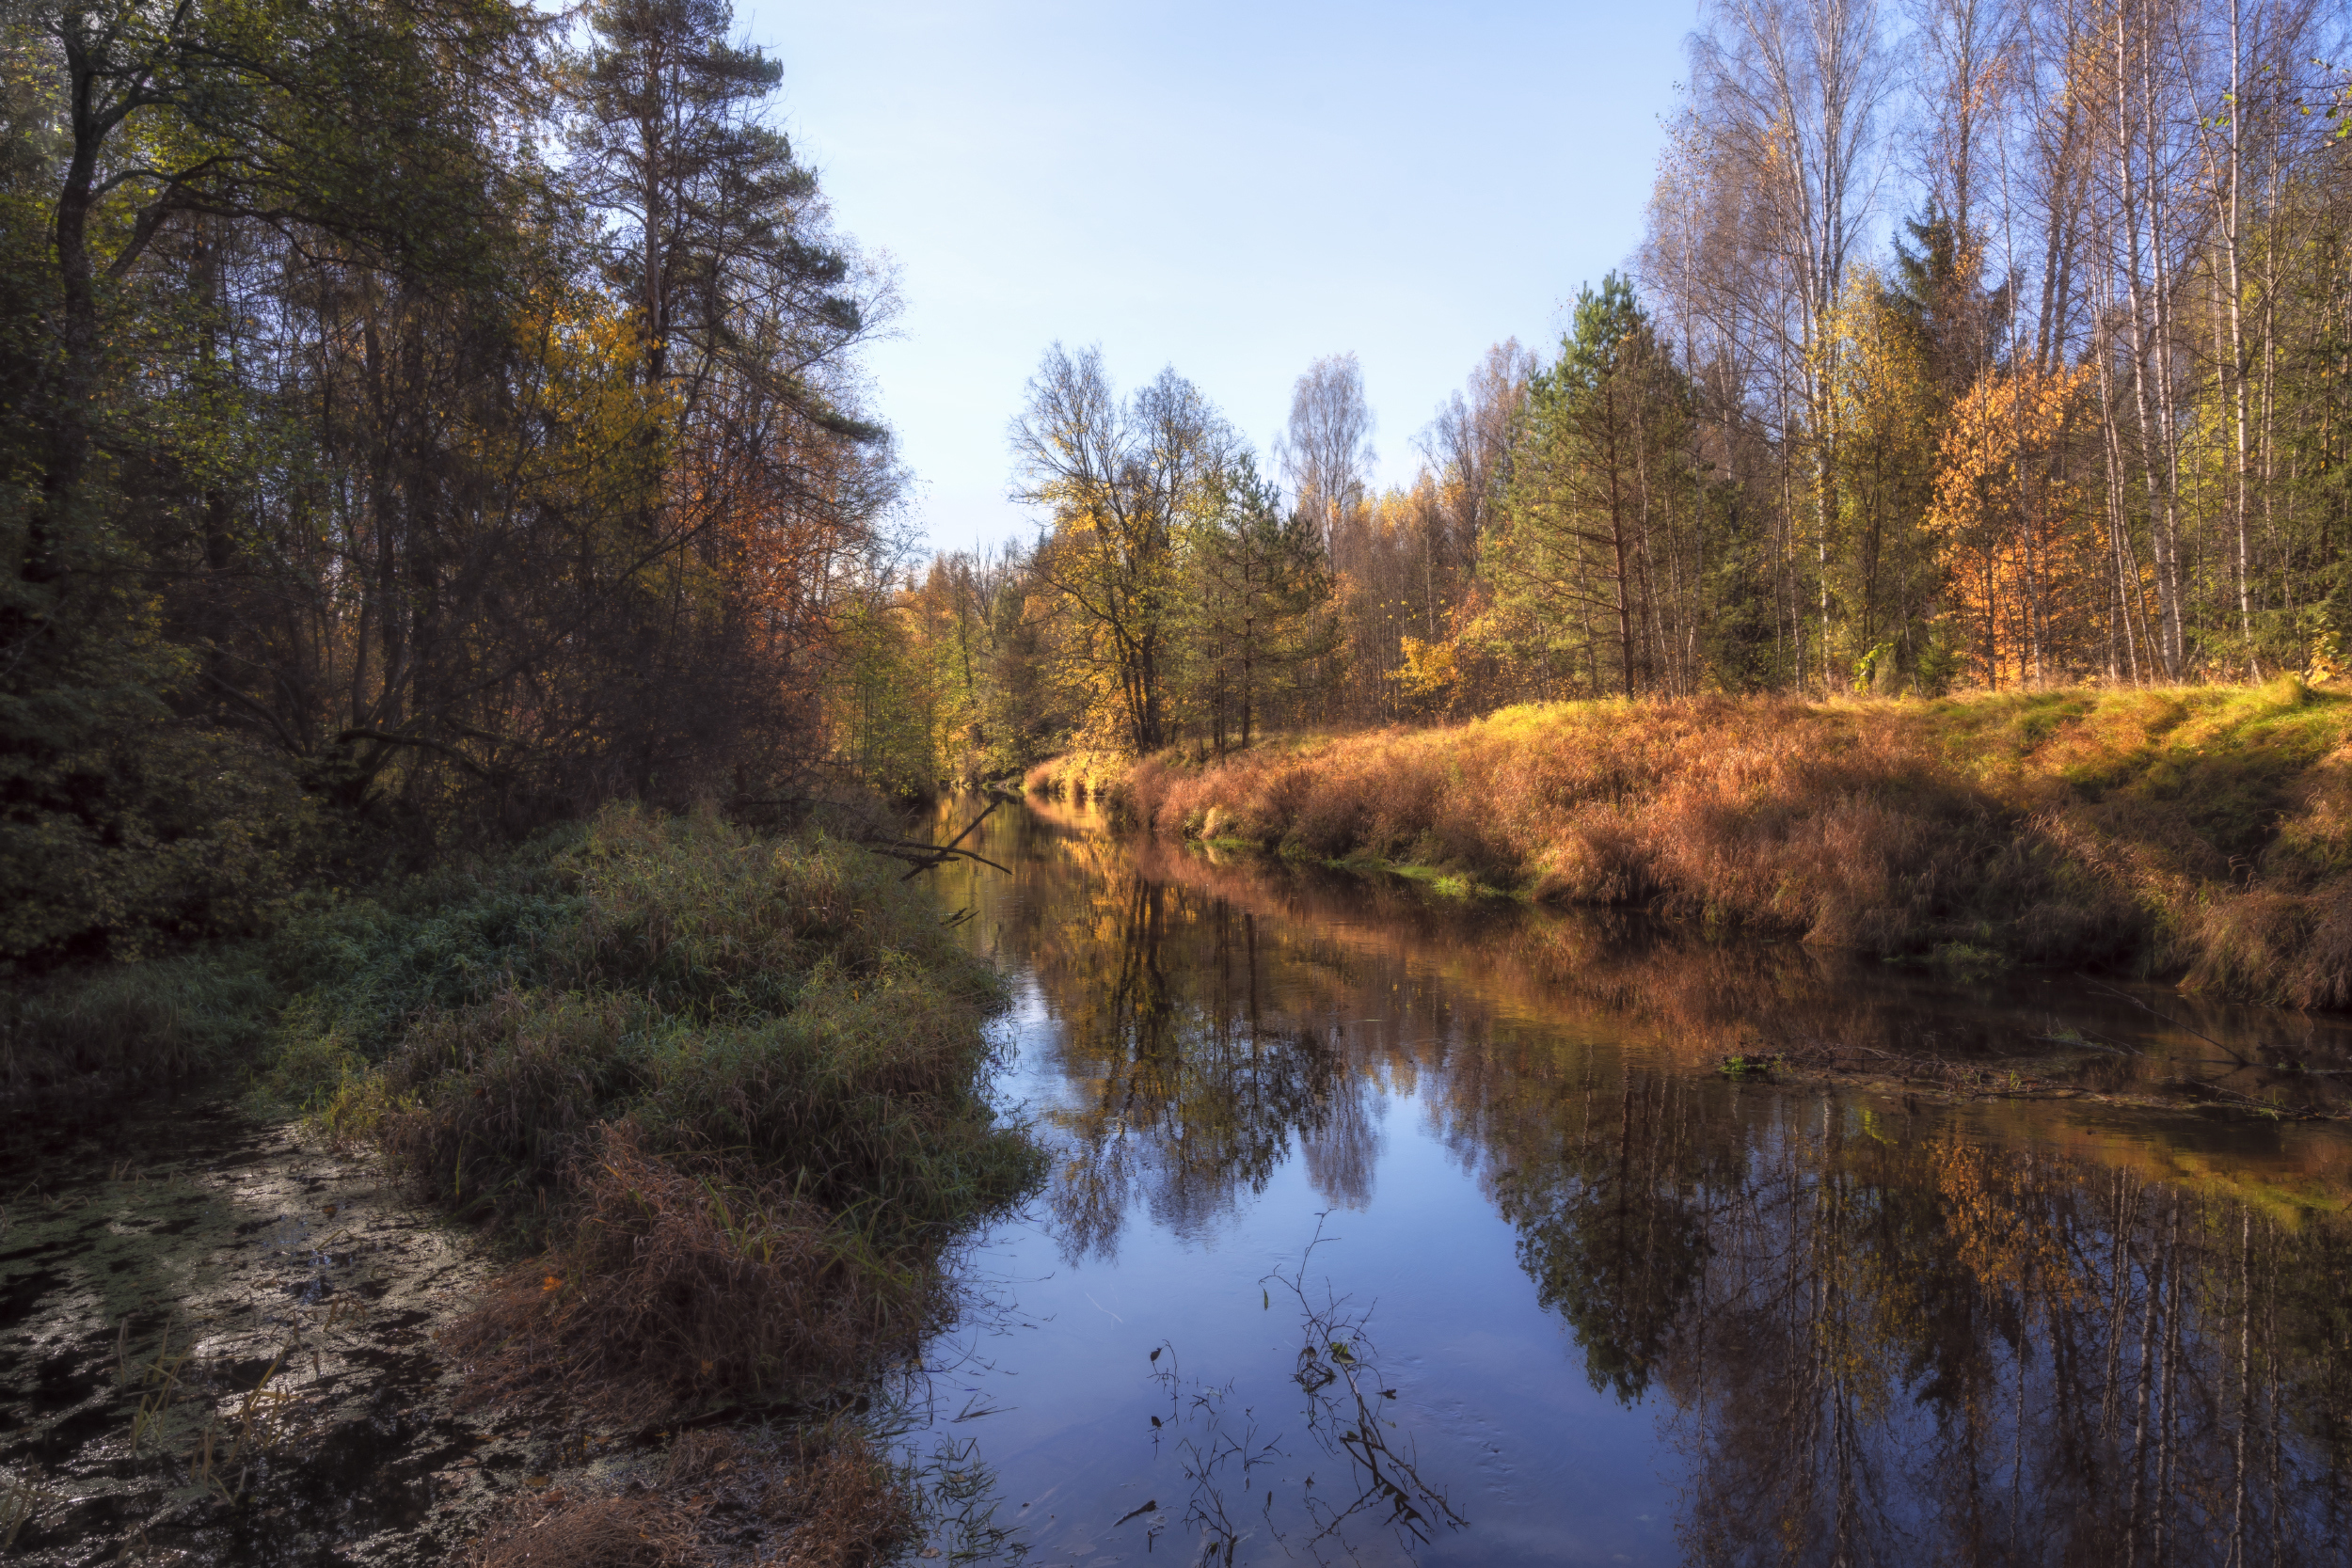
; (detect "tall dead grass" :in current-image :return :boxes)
[1118,684,2352,1006]
[443,1125,918,1413]
[463,1429,913,1568]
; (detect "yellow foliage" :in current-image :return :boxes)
[1925,365,2097,689]
[1390,635,1459,705]
[2310,632,2346,687]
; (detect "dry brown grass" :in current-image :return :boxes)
[465,1491,702,1568]
[461,1431,914,1568]
[440,1124,923,1418]
[1114,685,2352,1006]
[759,1439,916,1568]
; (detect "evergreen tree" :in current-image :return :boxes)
[1486,274,1692,698]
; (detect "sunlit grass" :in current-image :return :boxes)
[1094,683,2352,1006]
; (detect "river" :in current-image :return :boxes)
[902,794,2352,1567]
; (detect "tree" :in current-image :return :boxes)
[1487,275,1694,698]
[3,0,531,958]
[0,0,912,958]
[1181,455,1336,752]
[1691,0,1896,691]
[1011,346,1231,752]
[1279,351,1376,551]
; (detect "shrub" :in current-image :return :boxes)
[2,947,281,1101]
[328,805,1041,1412]
[441,1124,888,1410]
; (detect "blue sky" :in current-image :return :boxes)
[746,1,1704,555]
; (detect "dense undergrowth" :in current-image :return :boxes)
[6,806,1038,1421]
[1050,682,2352,1008]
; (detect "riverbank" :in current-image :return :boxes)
[1,806,1037,1564]
[1030,682,2352,1007]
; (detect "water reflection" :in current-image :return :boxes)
[919,797,2352,1565]
[1148,1220,1470,1564]
[1025,872,1372,1260]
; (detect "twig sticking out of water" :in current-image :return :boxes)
[869,800,1010,882]
[1,1469,66,1548]
[1142,1214,1468,1564]
[1263,1217,1468,1557]
[2079,977,2255,1067]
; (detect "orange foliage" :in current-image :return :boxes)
[1926,367,2100,689]
[1112,688,2352,1005]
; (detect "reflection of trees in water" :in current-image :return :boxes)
[1505,1084,2352,1565]
[1494,1071,1711,1403]
[1020,863,1379,1259]
[942,807,2352,1559]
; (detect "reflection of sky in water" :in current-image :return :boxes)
[919,992,1672,1566]
[903,799,2352,1566]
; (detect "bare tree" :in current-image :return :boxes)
[1421,340,1536,567]
[1692,0,1897,689]
[1907,0,2016,247]
[1279,352,1377,547]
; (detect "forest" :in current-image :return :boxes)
[8,0,2352,947]
[2,0,913,966]
[857,0,2352,782]
[6,0,2352,1560]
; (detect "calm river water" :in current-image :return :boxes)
[905,795,2352,1568]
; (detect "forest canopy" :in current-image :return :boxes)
[9,0,2352,958]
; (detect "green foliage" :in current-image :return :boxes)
[3,948,282,1093]
[278,806,1032,1246]
[0,593,324,963]
[1484,273,1694,698]
[829,599,954,800]
[1175,453,1339,750]
[3,0,903,971]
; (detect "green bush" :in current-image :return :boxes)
[351,807,1026,1244]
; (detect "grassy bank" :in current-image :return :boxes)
[6,805,1035,1559]
[287,806,1037,1417]
[1066,683,2352,1007]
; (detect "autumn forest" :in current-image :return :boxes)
[866,0,2352,783]
[7,0,2352,1562]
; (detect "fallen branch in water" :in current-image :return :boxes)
[1723,1037,2058,1096]
[2079,977,2254,1067]
[866,799,1010,881]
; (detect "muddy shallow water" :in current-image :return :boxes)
[0,1103,547,1565]
[903,797,2352,1567]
